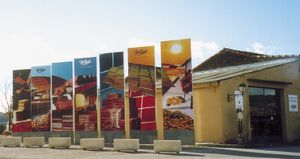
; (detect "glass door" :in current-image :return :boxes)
[249,87,282,144]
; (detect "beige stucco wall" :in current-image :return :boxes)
[219,77,246,143]
[195,60,300,144]
[193,83,224,143]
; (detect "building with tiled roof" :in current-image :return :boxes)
[193,48,299,72]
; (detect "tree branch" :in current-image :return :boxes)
[0,80,12,113]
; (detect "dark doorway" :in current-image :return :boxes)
[249,87,282,145]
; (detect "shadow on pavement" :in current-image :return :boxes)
[262,146,300,153]
[156,152,205,157]
[116,150,152,154]
[183,147,300,159]
[120,150,205,157]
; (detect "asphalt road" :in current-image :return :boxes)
[0,145,299,159]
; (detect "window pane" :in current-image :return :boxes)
[264,88,276,96]
[249,87,264,96]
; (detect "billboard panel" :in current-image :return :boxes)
[51,62,73,131]
[99,52,125,130]
[128,46,156,130]
[31,66,51,132]
[161,39,193,131]
[12,69,32,132]
[74,57,97,131]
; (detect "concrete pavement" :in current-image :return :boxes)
[0,145,299,159]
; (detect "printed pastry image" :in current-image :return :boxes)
[51,62,74,132]
[163,109,193,130]
[163,65,185,77]
[52,76,73,112]
[74,73,97,131]
[166,96,185,106]
[31,77,51,96]
[128,46,156,131]
[75,75,97,112]
[100,52,125,131]
[30,66,51,132]
[32,113,50,131]
[12,69,32,132]
[161,39,193,131]
[76,93,87,111]
[104,66,124,90]
[128,64,155,96]
[53,95,73,112]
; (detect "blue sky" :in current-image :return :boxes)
[1,0,299,51]
[0,0,299,111]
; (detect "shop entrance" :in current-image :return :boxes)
[249,87,282,144]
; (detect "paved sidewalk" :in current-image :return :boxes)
[0,145,299,159]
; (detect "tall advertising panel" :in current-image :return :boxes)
[74,57,97,131]
[99,52,125,130]
[161,39,193,131]
[12,69,32,132]
[128,46,156,130]
[51,62,73,131]
[31,66,51,132]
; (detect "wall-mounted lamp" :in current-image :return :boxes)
[227,82,247,102]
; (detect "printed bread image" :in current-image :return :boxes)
[32,113,50,131]
[163,109,193,130]
[31,77,51,93]
[163,66,185,77]
[104,66,124,90]
[53,95,73,112]
[128,64,155,95]
[76,93,87,111]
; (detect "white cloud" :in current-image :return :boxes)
[191,41,220,68]
[246,42,285,55]
[251,42,264,53]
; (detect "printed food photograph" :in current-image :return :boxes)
[100,52,125,131]
[30,66,51,132]
[161,39,194,131]
[51,62,73,131]
[12,69,32,132]
[74,57,97,131]
[128,46,156,130]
